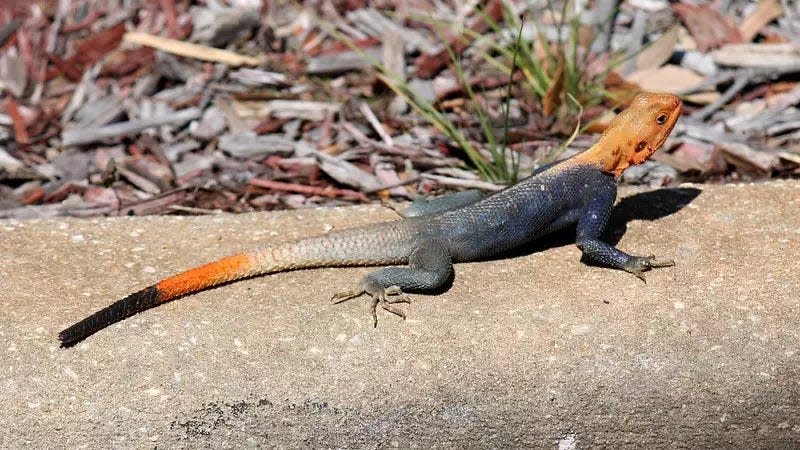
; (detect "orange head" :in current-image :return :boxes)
[579,92,682,176]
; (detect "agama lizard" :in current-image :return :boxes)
[59,92,682,346]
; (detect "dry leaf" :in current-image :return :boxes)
[738,0,783,42]
[778,151,800,165]
[677,25,697,51]
[684,92,722,105]
[71,21,127,67]
[542,52,566,117]
[718,142,779,175]
[635,25,680,71]
[583,109,616,134]
[712,43,800,68]
[604,70,641,105]
[626,64,704,94]
[672,3,743,52]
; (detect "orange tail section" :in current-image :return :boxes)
[58,253,256,347]
[155,254,253,299]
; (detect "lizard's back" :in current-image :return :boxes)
[435,163,614,262]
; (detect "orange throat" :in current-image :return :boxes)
[571,143,629,177]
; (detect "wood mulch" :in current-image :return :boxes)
[1,0,798,219]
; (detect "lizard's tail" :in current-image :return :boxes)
[57,240,360,347]
[59,220,411,346]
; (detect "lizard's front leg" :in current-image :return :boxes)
[574,190,674,282]
[576,239,674,282]
[332,239,453,326]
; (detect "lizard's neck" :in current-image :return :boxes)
[570,135,628,177]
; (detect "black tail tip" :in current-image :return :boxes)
[58,330,82,348]
[57,285,164,349]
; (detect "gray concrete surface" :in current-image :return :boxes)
[1,181,800,448]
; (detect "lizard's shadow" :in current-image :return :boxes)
[423,186,702,295]
[605,186,702,245]
[516,186,701,256]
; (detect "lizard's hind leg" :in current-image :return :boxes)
[332,240,453,327]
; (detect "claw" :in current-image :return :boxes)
[372,286,409,326]
[368,289,408,327]
[633,269,647,283]
[369,296,379,327]
[378,301,406,323]
[649,258,675,268]
[384,285,411,304]
[625,254,674,282]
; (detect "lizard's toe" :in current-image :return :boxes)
[624,254,674,282]
[648,257,675,268]
[638,254,675,268]
[331,288,366,304]
[369,295,380,327]
[384,285,411,305]
[379,301,406,320]
[371,286,409,327]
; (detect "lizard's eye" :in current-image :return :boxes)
[656,113,668,125]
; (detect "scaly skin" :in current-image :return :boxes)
[58,92,682,347]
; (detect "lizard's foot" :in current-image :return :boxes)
[624,254,675,283]
[331,285,410,327]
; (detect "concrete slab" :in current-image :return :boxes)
[1,181,799,448]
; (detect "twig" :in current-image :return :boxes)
[359,102,393,146]
[61,107,202,146]
[591,0,622,54]
[4,98,29,144]
[690,75,749,121]
[420,173,504,191]
[248,178,369,201]
[123,32,265,66]
[681,66,800,96]
[340,120,374,147]
[61,63,102,123]
[362,175,421,194]
[116,189,189,216]
[414,0,504,78]
[0,19,21,47]
[621,9,648,75]
[168,205,223,215]
[689,51,800,121]
[679,69,739,95]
